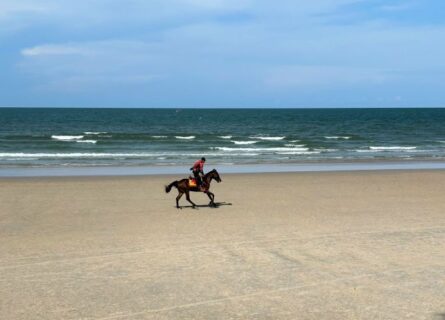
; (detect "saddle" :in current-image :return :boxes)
[188,177,207,191]
[188,177,198,187]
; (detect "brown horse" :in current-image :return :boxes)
[165,169,222,208]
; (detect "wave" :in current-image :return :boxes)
[84,132,107,135]
[276,151,321,155]
[284,144,305,147]
[218,135,232,139]
[369,146,417,150]
[356,147,419,153]
[76,140,97,144]
[51,135,84,141]
[249,136,285,141]
[0,152,262,159]
[325,136,351,140]
[314,148,338,152]
[0,152,155,158]
[151,135,168,138]
[231,140,257,145]
[175,136,195,140]
[213,147,309,152]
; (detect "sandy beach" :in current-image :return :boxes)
[1,170,445,319]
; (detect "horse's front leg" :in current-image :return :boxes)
[185,191,197,208]
[206,191,215,206]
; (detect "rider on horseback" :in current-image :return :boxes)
[191,157,206,189]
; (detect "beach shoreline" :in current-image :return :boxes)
[1,159,445,177]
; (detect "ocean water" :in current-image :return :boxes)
[0,108,444,168]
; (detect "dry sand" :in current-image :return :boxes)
[1,170,445,319]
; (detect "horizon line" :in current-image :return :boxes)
[1,106,444,110]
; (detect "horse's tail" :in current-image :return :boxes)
[165,180,178,193]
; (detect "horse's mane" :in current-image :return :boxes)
[204,169,217,176]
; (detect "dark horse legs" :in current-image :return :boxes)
[176,191,213,209]
[185,191,197,208]
[206,191,215,206]
[176,191,197,209]
[176,192,183,209]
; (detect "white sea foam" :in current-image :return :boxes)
[84,132,107,135]
[152,135,167,138]
[284,144,306,147]
[289,140,300,142]
[325,136,351,139]
[276,151,321,155]
[219,135,232,139]
[0,152,261,158]
[231,140,257,145]
[356,150,379,153]
[314,148,338,152]
[175,136,195,140]
[0,153,148,158]
[51,135,84,141]
[76,140,97,144]
[369,146,417,150]
[249,136,285,141]
[213,147,309,152]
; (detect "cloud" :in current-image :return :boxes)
[21,44,93,56]
[0,1,53,18]
[378,3,415,12]
[18,40,163,92]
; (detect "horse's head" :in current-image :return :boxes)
[210,169,222,183]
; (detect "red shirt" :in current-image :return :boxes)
[192,160,205,172]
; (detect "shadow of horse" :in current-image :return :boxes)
[176,201,232,210]
[434,313,445,320]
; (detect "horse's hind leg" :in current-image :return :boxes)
[185,191,197,208]
[176,192,184,209]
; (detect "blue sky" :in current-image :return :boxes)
[1,0,444,108]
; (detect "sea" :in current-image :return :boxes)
[1,108,445,174]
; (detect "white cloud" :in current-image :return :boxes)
[379,2,416,12]
[0,1,52,18]
[21,44,93,56]
[18,40,163,91]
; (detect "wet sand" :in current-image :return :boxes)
[1,170,445,319]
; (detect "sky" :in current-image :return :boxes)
[0,0,444,108]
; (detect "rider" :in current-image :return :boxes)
[191,157,206,188]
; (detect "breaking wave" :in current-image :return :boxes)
[231,141,257,145]
[51,135,84,141]
[250,136,285,141]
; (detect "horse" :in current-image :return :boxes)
[165,169,222,208]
